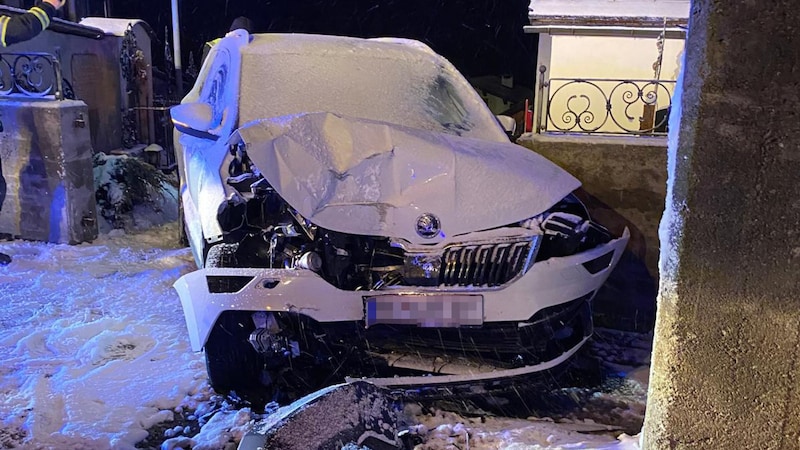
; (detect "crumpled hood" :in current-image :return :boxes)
[234,112,580,244]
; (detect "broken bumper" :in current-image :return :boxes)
[174,229,629,352]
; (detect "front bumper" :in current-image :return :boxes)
[174,229,629,352]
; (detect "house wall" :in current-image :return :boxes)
[538,34,684,134]
[549,34,684,81]
[529,0,690,19]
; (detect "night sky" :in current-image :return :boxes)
[109,0,538,86]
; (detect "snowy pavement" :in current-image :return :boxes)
[0,222,647,449]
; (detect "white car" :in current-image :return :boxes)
[171,31,629,397]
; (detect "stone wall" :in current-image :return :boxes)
[518,133,667,278]
[0,99,97,244]
[517,133,666,331]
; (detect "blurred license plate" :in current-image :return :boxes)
[365,295,483,327]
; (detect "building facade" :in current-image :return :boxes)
[526,0,689,135]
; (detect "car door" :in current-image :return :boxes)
[175,30,249,266]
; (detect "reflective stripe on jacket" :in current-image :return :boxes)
[0,2,57,47]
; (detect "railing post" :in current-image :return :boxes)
[535,64,548,133]
[52,49,64,101]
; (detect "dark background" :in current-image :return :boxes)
[72,0,538,87]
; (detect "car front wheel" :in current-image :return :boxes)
[204,312,265,393]
[203,243,265,393]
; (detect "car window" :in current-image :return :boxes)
[425,74,472,135]
[237,38,508,143]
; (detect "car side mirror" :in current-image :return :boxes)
[171,102,218,140]
[496,115,517,138]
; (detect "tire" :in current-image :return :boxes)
[204,242,239,268]
[203,244,263,393]
[204,312,264,393]
[177,198,189,247]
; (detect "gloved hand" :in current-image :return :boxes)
[43,0,66,10]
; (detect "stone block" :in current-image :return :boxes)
[0,99,97,244]
[239,381,401,450]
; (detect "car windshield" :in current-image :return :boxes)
[237,35,508,142]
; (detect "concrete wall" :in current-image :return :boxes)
[518,133,665,331]
[518,133,667,278]
[0,99,97,244]
[643,0,800,448]
[5,29,120,154]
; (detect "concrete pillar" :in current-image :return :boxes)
[643,1,800,448]
[0,100,97,245]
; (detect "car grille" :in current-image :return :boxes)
[439,237,540,287]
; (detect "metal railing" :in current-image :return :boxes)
[0,52,66,100]
[129,102,179,171]
[537,70,676,135]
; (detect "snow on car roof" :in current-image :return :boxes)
[237,33,509,142]
[241,33,435,57]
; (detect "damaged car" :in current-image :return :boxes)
[171,31,629,397]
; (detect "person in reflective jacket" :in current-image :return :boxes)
[0,0,66,266]
[0,0,66,47]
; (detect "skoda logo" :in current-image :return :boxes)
[415,213,441,239]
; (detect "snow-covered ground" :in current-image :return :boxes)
[0,156,650,449]
[0,223,205,449]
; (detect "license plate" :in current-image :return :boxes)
[365,294,483,328]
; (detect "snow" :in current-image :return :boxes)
[163,408,252,450]
[0,157,648,449]
[517,133,667,147]
[657,34,686,290]
[529,0,690,19]
[78,18,149,37]
[410,410,641,449]
[0,223,205,449]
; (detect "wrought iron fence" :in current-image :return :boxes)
[537,75,676,135]
[0,52,66,100]
[129,100,179,171]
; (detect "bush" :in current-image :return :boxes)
[93,153,179,232]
